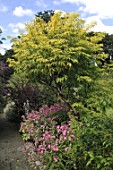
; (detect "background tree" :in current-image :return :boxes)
[89,32,113,65]
[35,10,54,23]
[0,49,14,63]
[102,33,113,58]
[0,29,7,111]
[0,28,6,44]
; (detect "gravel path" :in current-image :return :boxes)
[0,113,33,170]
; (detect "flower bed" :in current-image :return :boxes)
[20,103,78,169]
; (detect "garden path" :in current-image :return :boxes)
[0,113,33,170]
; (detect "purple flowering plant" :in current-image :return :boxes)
[20,103,78,169]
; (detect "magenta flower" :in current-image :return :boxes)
[62,129,67,136]
[63,136,67,140]
[51,146,59,151]
[53,156,58,162]
[70,134,75,138]
[47,144,51,149]
[40,125,45,129]
[57,125,61,133]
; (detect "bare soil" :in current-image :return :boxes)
[0,113,33,170]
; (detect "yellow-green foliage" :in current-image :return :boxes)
[8,12,104,77]
[8,11,108,115]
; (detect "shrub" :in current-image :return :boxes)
[8,74,57,118]
[20,104,113,170]
[20,104,79,169]
[75,116,113,170]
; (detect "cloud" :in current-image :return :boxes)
[53,1,61,5]
[0,5,8,12]
[8,22,25,29]
[55,10,66,18]
[58,0,113,34]
[0,44,11,55]
[61,0,81,5]
[86,16,113,35]
[13,6,34,17]
[36,0,48,8]
[8,22,26,35]
[61,0,113,19]
[12,28,19,33]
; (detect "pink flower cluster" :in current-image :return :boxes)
[57,123,75,142]
[20,103,76,168]
[20,103,64,139]
[33,122,75,163]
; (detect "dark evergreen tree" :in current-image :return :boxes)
[35,10,54,23]
[0,49,14,63]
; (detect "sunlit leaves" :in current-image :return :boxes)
[8,11,105,114]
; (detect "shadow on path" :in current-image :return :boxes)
[0,114,33,170]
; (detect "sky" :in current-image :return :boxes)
[0,0,113,54]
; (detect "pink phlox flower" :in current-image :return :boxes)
[27,113,37,121]
[63,136,67,140]
[35,138,39,145]
[47,118,51,121]
[38,137,43,142]
[29,128,34,134]
[57,125,61,133]
[53,156,58,162]
[35,111,39,115]
[50,135,55,139]
[30,123,34,128]
[54,103,63,110]
[51,146,59,151]
[60,125,67,130]
[38,144,46,151]
[39,105,49,116]
[20,123,24,130]
[68,134,75,141]
[49,103,63,113]
[42,131,52,141]
[40,125,45,129]
[62,129,67,136]
[36,114,40,119]
[70,134,75,139]
[43,131,51,137]
[59,135,63,142]
[47,144,51,149]
[55,139,59,145]
[35,129,39,133]
[40,150,44,154]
